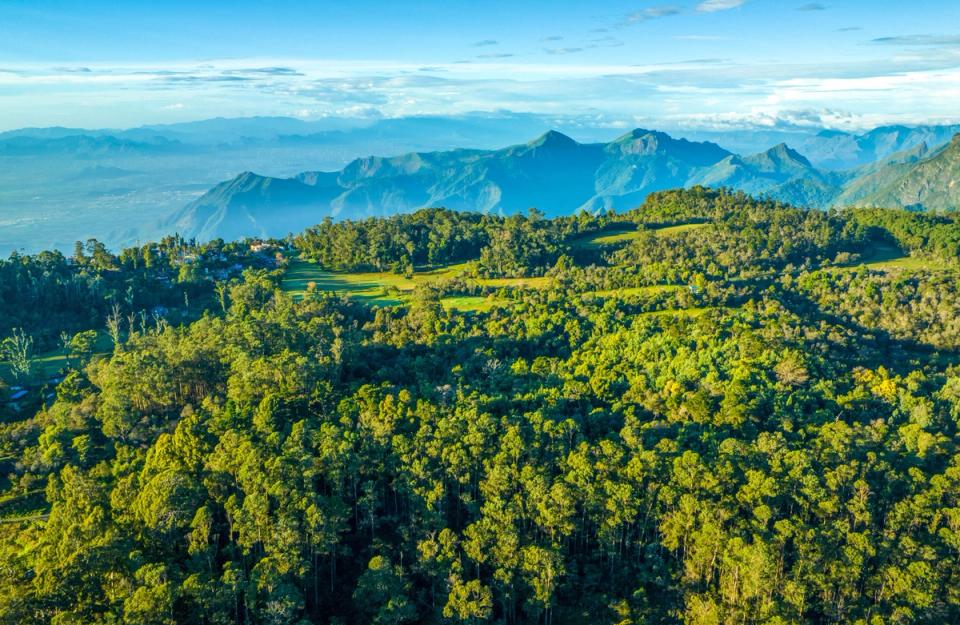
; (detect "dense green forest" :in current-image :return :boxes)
[5,188,960,624]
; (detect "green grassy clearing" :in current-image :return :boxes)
[440,295,507,312]
[281,259,472,304]
[588,285,682,298]
[475,276,552,289]
[827,243,954,274]
[0,489,46,522]
[1,331,112,384]
[574,222,708,249]
[863,256,950,271]
[283,258,560,311]
[582,229,643,247]
[653,222,708,237]
[639,306,719,318]
[282,258,693,314]
[572,227,642,249]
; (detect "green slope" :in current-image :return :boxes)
[847,135,960,210]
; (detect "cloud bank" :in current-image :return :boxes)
[1,39,960,131]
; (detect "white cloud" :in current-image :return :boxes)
[872,35,960,46]
[696,0,746,12]
[622,5,683,26]
[2,54,960,131]
[674,109,867,131]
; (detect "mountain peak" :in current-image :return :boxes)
[606,128,730,167]
[528,130,578,149]
[762,143,813,168]
[613,128,658,142]
[609,128,672,154]
[768,142,797,154]
[229,171,272,188]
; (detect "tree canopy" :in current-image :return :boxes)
[3,188,960,624]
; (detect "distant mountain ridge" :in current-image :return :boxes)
[0,134,188,157]
[173,127,960,241]
[795,124,960,170]
[169,129,741,240]
[4,114,960,255]
[6,116,959,169]
[846,135,960,211]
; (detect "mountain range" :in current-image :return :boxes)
[0,113,619,255]
[838,135,960,211]
[2,115,960,253]
[172,127,960,241]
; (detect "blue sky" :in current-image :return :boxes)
[1,0,959,131]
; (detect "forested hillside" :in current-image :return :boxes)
[4,188,960,624]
